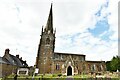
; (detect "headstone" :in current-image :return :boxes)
[35,68,39,73]
[17,68,29,76]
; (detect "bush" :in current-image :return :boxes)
[52,74,58,77]
[58,74,62,77]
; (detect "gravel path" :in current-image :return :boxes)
[66,76,74,80]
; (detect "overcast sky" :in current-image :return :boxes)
[0,0,119,66]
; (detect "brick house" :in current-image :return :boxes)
[0,49,28,77]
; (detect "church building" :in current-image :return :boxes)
[35,4,106,76]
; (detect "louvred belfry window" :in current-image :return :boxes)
[46,38,50,44]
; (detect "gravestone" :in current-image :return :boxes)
[17,68,29,76]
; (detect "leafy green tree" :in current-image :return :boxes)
[106,56,120,72]
[106,61,111,71]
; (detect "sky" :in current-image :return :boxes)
[0,0,119,66]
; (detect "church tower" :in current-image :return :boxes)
[36,4,55,74]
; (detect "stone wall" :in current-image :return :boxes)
[0,63,17,77]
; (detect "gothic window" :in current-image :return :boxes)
[94,64,96,71]
[100,64,103,71]
[62,55,64,60]
[46,38,50,44]
[61,55,63,60]
[90,65,93,71]
[91,64,96,71]
[56,64,60,70]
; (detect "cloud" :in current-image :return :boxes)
[55,0,118,62]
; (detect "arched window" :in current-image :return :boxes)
[46,38,50,44]
[100,64,103,71]
[91,64,95,71]
[90,64,96,71]
[94,64,96,71]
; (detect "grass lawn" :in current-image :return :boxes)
[1,74,120,80]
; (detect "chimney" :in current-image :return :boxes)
[16,55,19,58]
[5,48,10,55]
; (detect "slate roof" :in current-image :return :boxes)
[9,54,23,66]
[1,49,28,67]
[0,57,8,64]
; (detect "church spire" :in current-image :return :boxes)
[45,3,53,33]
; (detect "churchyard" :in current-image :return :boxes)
[1,72,120,80]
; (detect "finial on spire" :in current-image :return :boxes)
[51,2,53,5]
[51,1,53,4]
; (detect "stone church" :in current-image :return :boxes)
[35,4,106,76]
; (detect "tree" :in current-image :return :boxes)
[106,56,120,72]
[106,61,111,71]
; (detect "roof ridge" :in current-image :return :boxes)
[54,52,85,55]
